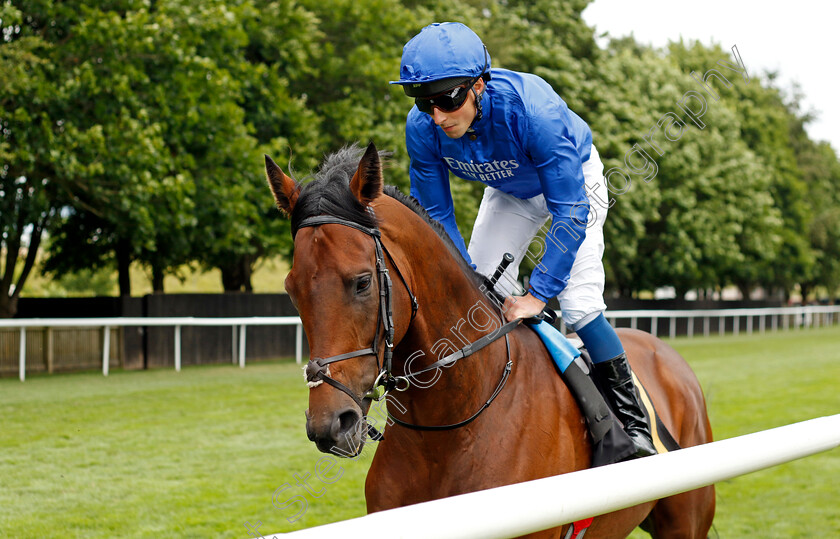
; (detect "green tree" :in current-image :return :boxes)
[26,0,320,293]
[591,41,782,297]
[292,0,423,173]
[1,3,61,317]
[667,41,815,299]
[794,135,840,301]
[207,0,324,290]
[6,0,837,307]
[13,1,194,295]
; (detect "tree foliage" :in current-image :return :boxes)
[1,2,59,317]
[592,42,785,298]
[2,0,839,316]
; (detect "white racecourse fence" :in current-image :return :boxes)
[1,316,302,382]
[2,304,839,381]
[273,414,840,539]
[602,304,840,339]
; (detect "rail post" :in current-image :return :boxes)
[296,324,303,365]
[19,327,26,382]
[103,326,111,376]
[175,325,182,372]
[239,324,247,368]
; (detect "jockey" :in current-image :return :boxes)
[391,22,656,458]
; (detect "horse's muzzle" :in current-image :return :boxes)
[305,406,365,456]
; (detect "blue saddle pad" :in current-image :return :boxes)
[529,320,580,373]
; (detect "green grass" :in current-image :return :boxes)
[1,327,839,538]
[0,361,366,538]
[628,326,840,538]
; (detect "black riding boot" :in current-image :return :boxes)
[593,354,657,458]
[562,358,614,445]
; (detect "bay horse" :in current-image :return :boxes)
[266,143,715,538]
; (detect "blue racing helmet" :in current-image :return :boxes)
[391,22,491,98]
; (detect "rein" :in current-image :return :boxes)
[388,315,518,431]
[297,210,518,439]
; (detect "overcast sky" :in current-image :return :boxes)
[582,0,840,153]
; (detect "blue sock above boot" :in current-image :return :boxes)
[574,313,625,364]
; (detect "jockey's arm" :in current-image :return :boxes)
[406,120,473,265]
[523,118,590,308]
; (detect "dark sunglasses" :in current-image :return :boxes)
[415,81,475,115]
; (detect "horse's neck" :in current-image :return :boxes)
[379,202,496,358]
[378,202,509,425]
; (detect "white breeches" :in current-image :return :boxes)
[468,146,609,329]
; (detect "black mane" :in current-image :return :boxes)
[290,145,379,236]
[382,185,482,283]
[290,144,483,285]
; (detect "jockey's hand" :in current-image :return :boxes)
[503,293,547,322]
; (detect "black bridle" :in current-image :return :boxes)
[297,211,519,439]
[298,213,418,431]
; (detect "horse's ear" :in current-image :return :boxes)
[265,154,300,215]
[350,142,383,207]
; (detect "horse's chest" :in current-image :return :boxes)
[370,432,568,507]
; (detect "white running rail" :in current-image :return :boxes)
[272,414,840,539]
[602,304,840,339]
[0,316,302,381]
[3,305,838,381]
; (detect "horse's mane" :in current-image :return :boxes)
[290,144,484,286]
[382,184,484,285]
[290,145,379,235]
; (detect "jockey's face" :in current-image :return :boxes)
[430,78,484,139]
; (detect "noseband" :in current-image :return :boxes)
[297,212,419,437]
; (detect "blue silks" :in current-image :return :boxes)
[574,313,625,364]
[530,320,581,373]
[405,68,593,300]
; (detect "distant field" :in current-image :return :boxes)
[1,326,838,538]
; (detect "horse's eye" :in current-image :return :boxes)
[356,275,372,294]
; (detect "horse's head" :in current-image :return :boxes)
[266,143,415,457]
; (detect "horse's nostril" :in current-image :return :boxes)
[330,407,361,440]
[339,409,361,434]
